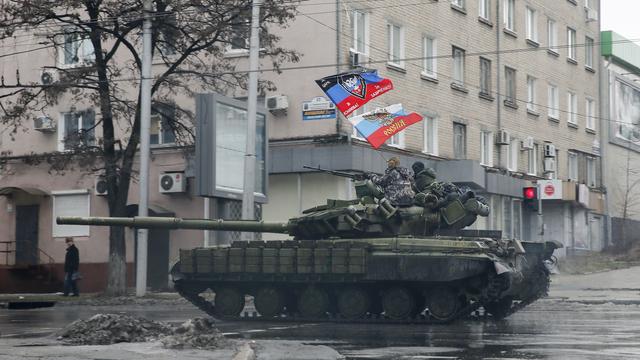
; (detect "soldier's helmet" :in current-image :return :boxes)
[412,161,425,175]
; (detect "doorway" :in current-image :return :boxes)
[15,205,39,265]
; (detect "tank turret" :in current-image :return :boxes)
[57,167,490,240]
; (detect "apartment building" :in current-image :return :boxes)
[264,0,605,256]
[0,0,604,292]
[600,31,640,250]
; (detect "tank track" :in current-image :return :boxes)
[175,268,551,324]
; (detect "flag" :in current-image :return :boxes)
[315,69,393,117]
[349,104,423,149]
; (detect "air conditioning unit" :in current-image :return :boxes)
[495,129,510,145]
[544,143,556,158]
[521,137,534,150]
[543,158,556,173]
[585,7,598,22]
[265,95,289,113]
[34,116,56,132]
[95,176,108,196]
[40,68,59,85]
[159,172,186,194]
[349,49,368,68]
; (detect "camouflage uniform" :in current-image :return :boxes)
[369,166,415,206]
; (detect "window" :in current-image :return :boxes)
[229,10,250,51]
[586,157,597,187]
[568,151,578,181]
[451,0,465,9]
[453,122,467,159]
[502,197,512,239]
[480,57,492,95]
[481,131,494,166]
[59,30,95,66]
[547,18,558,53]
[505,66,516,104]
[504,0,515,31]
[479,0,490,20]
[452,46,466,86]
[567,91,578,124]
[567,27,577,60]
[508,138,519,171]
[585,36,594,68]
[52,191,90,237]
[387,131,405,148]
[58,110,96,151]
[527,76,537,111]
[586,98,596,130]
[422,36,437,78]
[423,115,439,155]
[158,14,178,56]
[512,199,522,239]
[526,7,538,42]
[387,23,404,68]
[150,103,176,145]
[548,84,559,119]
[352,10,369,55]
[528,143,538,175]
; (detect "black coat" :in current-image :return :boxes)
[64,245,79,273]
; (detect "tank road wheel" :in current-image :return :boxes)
[484,296,513,320]
[337,287,371,319]
[214,287,245,317]
[427,287,460,322]
[254,287,285,318]
[382,287,416,320]
[297,286,330,318]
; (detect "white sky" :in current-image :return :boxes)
[601,0,640,40]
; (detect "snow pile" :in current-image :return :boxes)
[161,318,229,349]
[57,314,228,349]
[58,314,172,345]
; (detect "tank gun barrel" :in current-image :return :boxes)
[56,216,291,233]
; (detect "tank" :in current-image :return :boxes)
[57,168,561,323]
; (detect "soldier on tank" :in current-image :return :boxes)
[411,161,437,193]
[367,157,415,206]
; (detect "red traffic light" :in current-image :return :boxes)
[523,187,537,200]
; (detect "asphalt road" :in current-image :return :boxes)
[2,267,640,359]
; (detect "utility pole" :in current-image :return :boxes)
[537,182,544,242]
[136,0,153,297]
[241,0,263,241]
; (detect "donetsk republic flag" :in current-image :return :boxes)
[315,69,393,117]
[349,104,423,149]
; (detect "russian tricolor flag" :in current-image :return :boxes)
[315,70,393,117]
[350,104,423,149]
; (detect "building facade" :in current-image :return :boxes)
[600,31,640,250]
[0,0,605,292]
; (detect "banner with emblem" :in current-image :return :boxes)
[315,69,394,117]
[349,104,423,149]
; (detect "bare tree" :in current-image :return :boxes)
[0,0,300,294]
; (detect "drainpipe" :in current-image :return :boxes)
[496,0,502,167]
[336,0,342,136]
[598,2,612,248]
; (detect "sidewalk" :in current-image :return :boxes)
[549,266,640,304]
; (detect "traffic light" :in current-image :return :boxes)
[523,186,539,211]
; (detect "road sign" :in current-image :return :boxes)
[538,180,562,200]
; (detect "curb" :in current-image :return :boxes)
[232,341,256,360]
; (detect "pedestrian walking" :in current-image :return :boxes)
[63,237,80,297]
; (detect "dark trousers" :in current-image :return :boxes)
[64,272,79,296]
